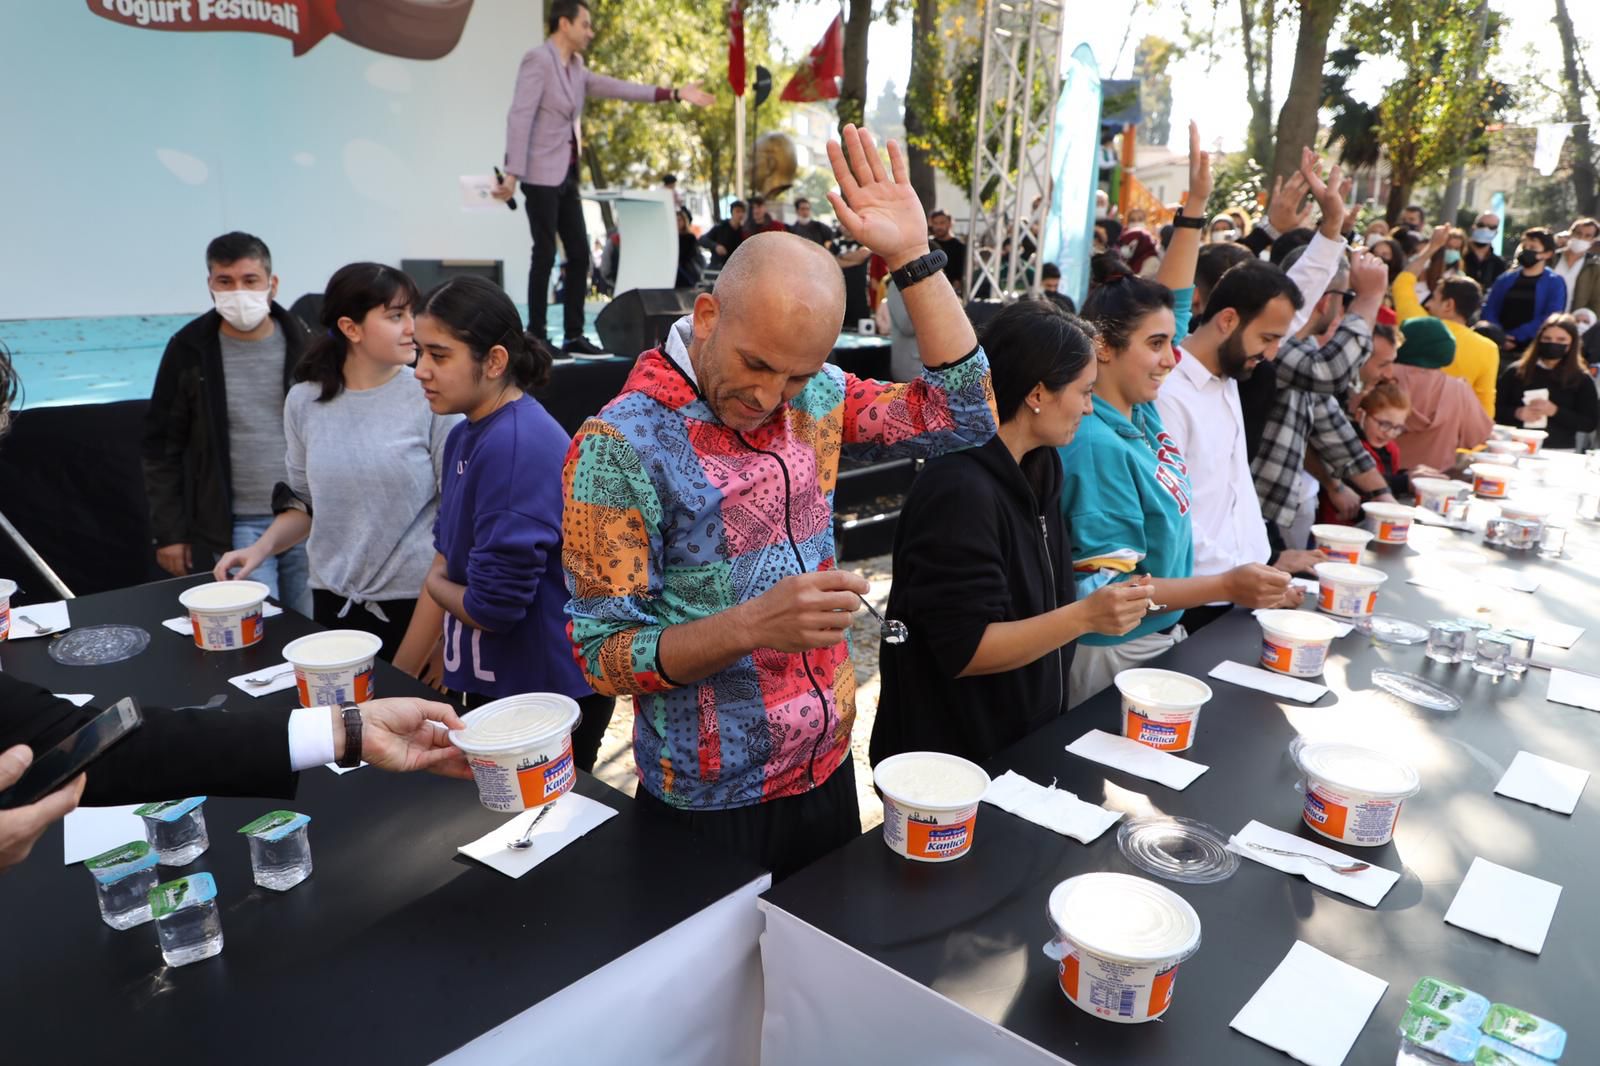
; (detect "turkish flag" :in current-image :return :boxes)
[729,0,746,96]
[780,14,843,102]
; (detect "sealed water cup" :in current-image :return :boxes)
[873,751,990,862]
[449,693,581,813]
[1498,498,1550,527]
[1361,501,1416,544]
[84,840,160,930]
[1410,478,1470,517]
[1507,427,1548,454]
[1114,668,1212,753]
[1045,872,1202,1024]
[1310,524,1373,564]
[1469,463,1514,499]
[282,630,383,708]
[1314,562,1388,619]
[1290,737,1420,847]
[177,581,270,651]
[1257,609,1345,678]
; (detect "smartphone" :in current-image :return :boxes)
[0,697,143,808]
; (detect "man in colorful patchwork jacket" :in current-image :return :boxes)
[562,126,996,878]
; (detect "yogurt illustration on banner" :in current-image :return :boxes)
[873,751,990,862]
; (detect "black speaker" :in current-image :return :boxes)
[595,288,697,357]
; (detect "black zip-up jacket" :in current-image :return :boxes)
[141,304,306,557]
[870,435,1076,767]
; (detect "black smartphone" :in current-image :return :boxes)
[0,697,143,808]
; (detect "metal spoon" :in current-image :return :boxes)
[856,593,908,645]
[15,614,61,637]
[242,665,295,687]
[1245,841,1370,874]
[506,802,556,849]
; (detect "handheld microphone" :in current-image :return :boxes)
[493,166,518,211]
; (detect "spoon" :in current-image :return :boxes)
[856,593,908,645]
[507,802,556,849]
[242,665,296,687]
[1244,841,1370,874]
[15,614,61,637]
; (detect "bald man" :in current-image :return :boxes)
[561,126,996,878]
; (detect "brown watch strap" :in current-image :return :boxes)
[337,702,363,768]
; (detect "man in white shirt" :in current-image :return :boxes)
[1553,216,1599,313]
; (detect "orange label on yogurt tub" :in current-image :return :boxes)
[1378,521,1408,543]
[1261,638,1295,673]
[1059,954,1182,1020]
[1321,546,1360,564]
[1475,475,1507,497]
[1125,709,1193,751]
[905,808,977,859]
[516,738,575,807]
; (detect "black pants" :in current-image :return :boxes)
[310,590,417,664]
[444,688,616,775]
[1180,603,1231,635]
[523,164,589,343]
[633,759,862,882]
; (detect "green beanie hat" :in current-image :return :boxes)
[1397,316,1456,369]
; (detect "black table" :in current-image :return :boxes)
[0,576,767,1064]
[762,456,1600,1065]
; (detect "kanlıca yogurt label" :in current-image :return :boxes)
[1048,873,1200,1023]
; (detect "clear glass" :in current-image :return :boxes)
[1578,493,1600,522]
[1455,619,1490,662]
[155,897,224,967]
[1484,517,1512,546]
[1472,634,1512,677]
[1442,494,1471,522]
[1540,525,1567,558]
[247,828,313,891]
[1506,519,1541,552]
[1501,629,1536,677]
[1586,449,1600,475]
[93,868,157,930]
[144,808,208,867]
[1426,621,1467,665]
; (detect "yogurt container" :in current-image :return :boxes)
[1314,562,1388,619]
[1310,524,1373,564]
[1290,737,1420,847]
[1410,478,1470,517]
[1482,438,1522,456]
[178,581,270,651]
[449,693,581,813]
[1361,501,1416,545]
[0,578,13,641]
[1258,609,1345,678]
[282,630,383,708]
[1507,427,1548,454]
[1498,498,1550,525]
[873,751,990,862]
[1045,872,1202,1024]
[1469,463,1514,499]
[1114,668,1213,753]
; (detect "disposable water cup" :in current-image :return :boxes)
[1313,562,1388,619]
[449,693,582,813]
[1507,427,1548,454]
[1310,524,1373,564]
[1498,499,1550,525]
[1257,610,1345,678]
[1290,737,1420,847]
[1410,479,1470,517]
[1045,872,1202,1024]
[873,751,990,862]
[177,581,270,651]
[1360,501,1416,545]
[1114,668,1212,753]
[0,577,13,641]
[282,630,383,708]
[1469,463,1514,499]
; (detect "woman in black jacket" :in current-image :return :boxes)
[869,301,1151,767]
[1494,313,1600,449]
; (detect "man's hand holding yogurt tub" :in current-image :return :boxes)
[339,698,474,779]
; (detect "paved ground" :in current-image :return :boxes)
[590,554,894,831]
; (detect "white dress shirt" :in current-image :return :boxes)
[1157,347,1271,592]
[1286,232,1349,335]
[287,706,339,770]
[1554,252,1585,312]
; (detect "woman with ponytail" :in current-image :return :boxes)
[214,263,461,663]
[410,275,614,772]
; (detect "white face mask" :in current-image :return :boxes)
[214,288,271,331]
[1568,239,1593,256]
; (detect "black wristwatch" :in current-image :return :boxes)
[1172,213,1206,230]
[337,702,363,768]
[891,248,949,290]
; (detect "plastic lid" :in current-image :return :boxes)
[1310,523,1373,543]
[1371,669,1462,711]
[84,840,157,882]
[1117,816,1240,884]
[1507,427,1547,438]
[48,625,150,666]
[238,810,310,841]
[282,630,384,669]
[1258,609,1344,642]
[1361,501,1416,520]
[448,693,581,756]
[1314,562,1388,586]
[1113,668,1213,709]
[1047,872,1202,964]
[873,750,990,810]
[149,872,217,919]
[178,580,270,612]
[1470,463,1517,478]
[1356,615,1430,645]
[135,796,207,822]
[1290,737,1421,797]
[1411,478,1466,495]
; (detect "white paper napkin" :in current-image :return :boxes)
[1227,820,1400,907]
[458,794,617,878]
[1291,577,1320,594]
[982,770,1123,844]
[54,693,95,708]
[62,804,146,865]
[1230,941,1388,1066]
[1209,660,1329,703]
[1064,729,1208,790]
[161,602,283,635]
[1494,751,1589,815]
[226,662,296,698]
[1536,622,1585,649]
[8,600,70,639]
[325,762,365,775]
[1443,856,1561,954]
[1546,668,1600,712]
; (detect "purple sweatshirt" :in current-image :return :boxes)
[435,395,590,700]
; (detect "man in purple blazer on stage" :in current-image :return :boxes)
[495,0,712,354]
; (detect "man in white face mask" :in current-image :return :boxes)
[1558,216,1600,317]
[141,232,312,615]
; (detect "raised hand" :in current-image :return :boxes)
[677,83,714,107]
[1184,121,1213,216]
[826,124,930,270]
[1300,149,1347,238]
[1266,166,1313,235]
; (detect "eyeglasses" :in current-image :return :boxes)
[1365,415,1406,435]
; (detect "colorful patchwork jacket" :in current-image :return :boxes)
[562,319,996,810]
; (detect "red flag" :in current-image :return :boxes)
[729,1,746,96]
[780,14,843,102]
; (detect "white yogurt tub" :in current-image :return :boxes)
[1258,610,1345,678]
[282,630,383,708]
[1310,524,1373,564]
[1410,478,1470,517]
[1469,463,1515,499]
[1314,562,1388,619]
[177,581,270,651]
[1498,498,1551,524]
[874,751,990,862]
[449,693,580,813]
[1361,501,1416,545]
[1507,427,1548,454]
[1114,668,1213,753]
[0,578,14,641]
[1045,872,1202,1024]
[1482,438,1522,456]
[1290,737,1420,847]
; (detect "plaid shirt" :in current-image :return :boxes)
[1250,315,1375,528]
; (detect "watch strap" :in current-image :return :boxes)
[337,702,363,768]
[891,248,949,290]
[1172,213,1206,230]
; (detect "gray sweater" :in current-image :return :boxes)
[283,368,460,606]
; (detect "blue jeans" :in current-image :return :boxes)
[233,515,312,616]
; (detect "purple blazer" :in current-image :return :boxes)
[504,41,665,187]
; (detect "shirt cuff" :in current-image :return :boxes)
[287,705,338,771]
[654,87,672,102]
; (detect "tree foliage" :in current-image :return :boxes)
[1133,35,1182,147]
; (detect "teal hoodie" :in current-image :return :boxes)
[1058,396,1195,644]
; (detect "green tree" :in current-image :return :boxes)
[1238,0,1277,173]
[871,80,907,145]
[1210,151,1267,217]
[1133,35,1182,147]
[1321,46,1381,172]
[1270,0,1341,182]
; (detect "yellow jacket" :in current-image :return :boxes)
[1393,272,1497,418]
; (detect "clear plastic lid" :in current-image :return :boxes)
[1047,872,1202,963]
[449,693,581,756]
[1356,615,1430,645]
[48,625,150,666]
[1371,669,1462,711]
[1117,816,1240,885]
[1290,736,1422,797]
